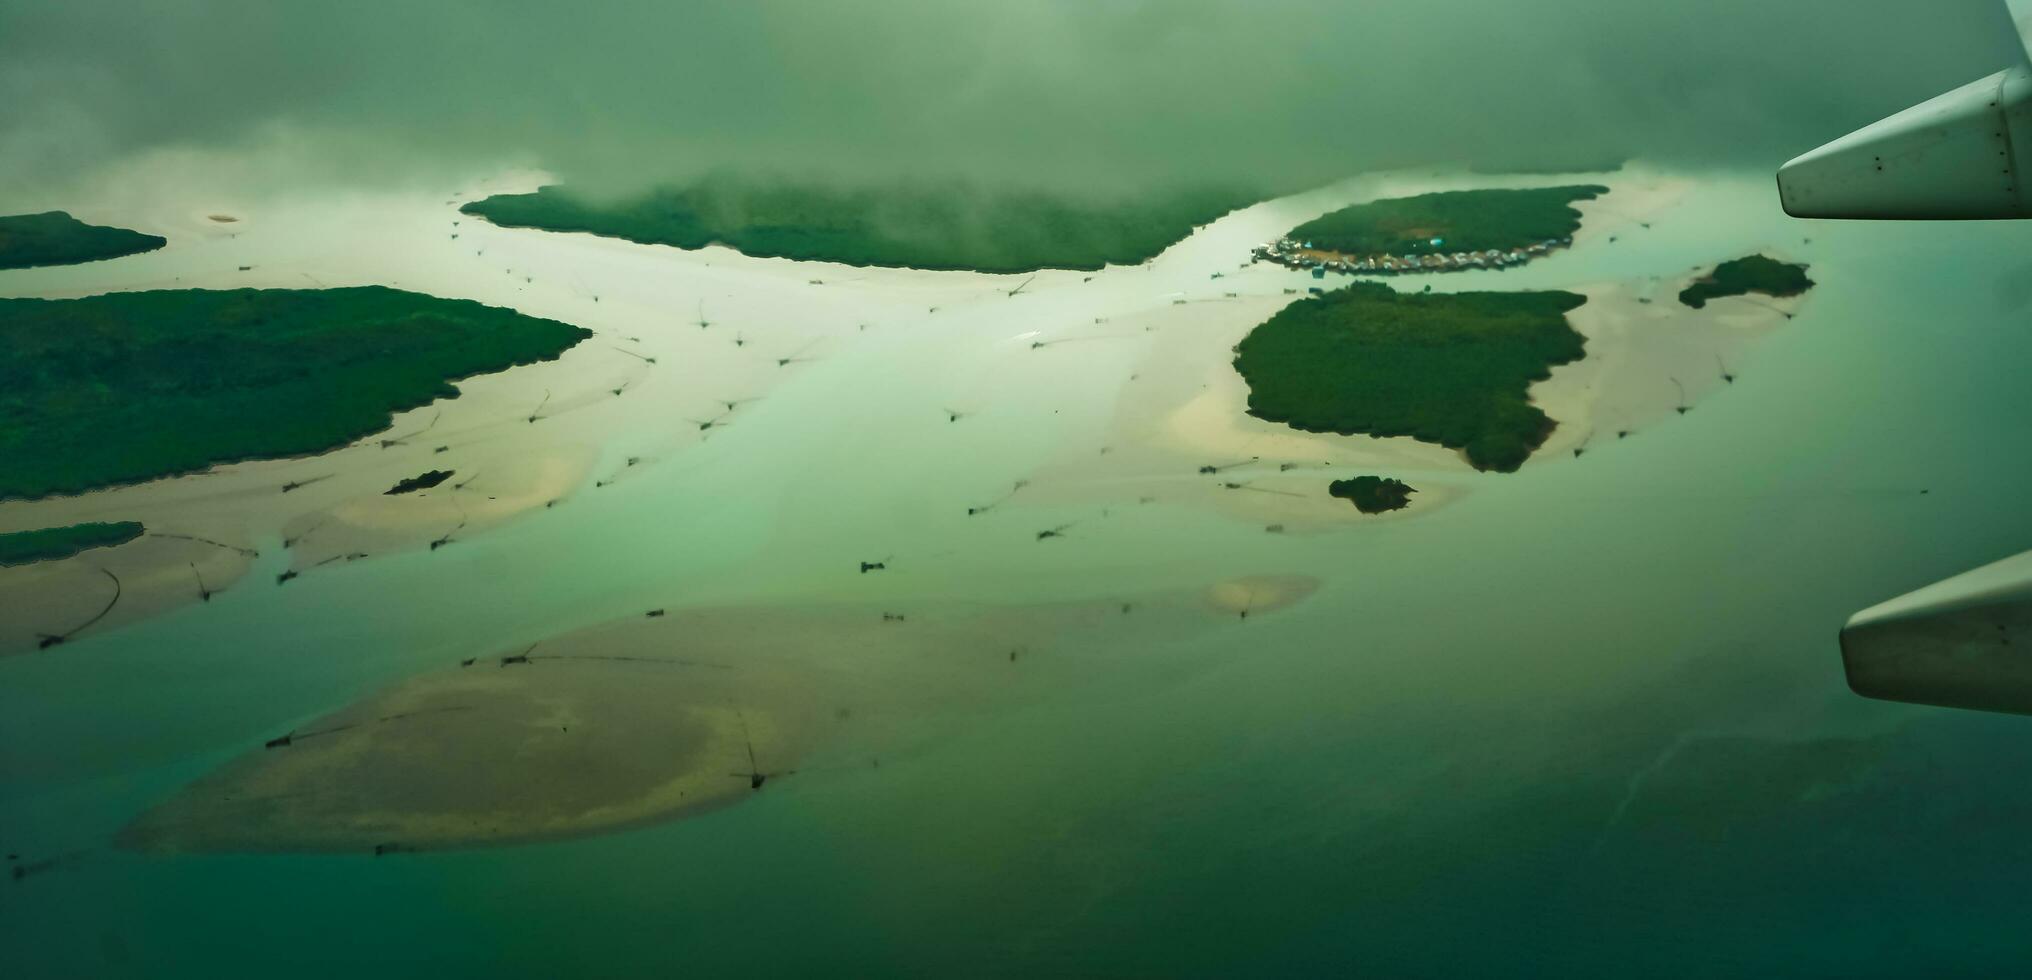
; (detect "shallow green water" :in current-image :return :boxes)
[4,173,2032,977]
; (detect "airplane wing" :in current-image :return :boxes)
[1776,0,2032,218]
[1789,3,2032,715]
[1842,552,2032,715]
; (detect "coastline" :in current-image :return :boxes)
[1,165,1802,653]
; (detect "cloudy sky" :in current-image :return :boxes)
[0,0,2019,197]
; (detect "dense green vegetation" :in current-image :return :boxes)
[0,211,167,270]
[1234,282,1588,472]
[386,470,453,495]
[461,177,1264,273]
[0,287,590,500]
[1285,185,1607,256]
[1678,255,1815,309]
[0,521,145,566]
[1329,476,1417,514]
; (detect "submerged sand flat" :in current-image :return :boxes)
[122,580,1316,853]
[1204,575,1318,617]
[125,653,779,853]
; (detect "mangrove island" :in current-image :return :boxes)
[0,521,146,567]
[1233,282,1587,472]
[1679,255,1815,309]
[1254,185,1607,277]
[386,470,455,495]
[0,287,590,500]
[461,176,1264,274]
[1329,477,1417,514]
[0,211,167,271]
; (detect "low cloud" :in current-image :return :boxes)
[0,0,2019,199]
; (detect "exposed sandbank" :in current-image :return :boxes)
[123,581,1318,853]
[1530,276,1804,460]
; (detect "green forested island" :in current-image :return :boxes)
[0,211,167,271]
[1678,255,1814,309]
[1284,185,1607,256]
[1234,282,1587,472]
[386,470,454,495]
[1329,476,1417,514]
[0,287,590,500]
[461,177,1264,273]
[0,521,145,566]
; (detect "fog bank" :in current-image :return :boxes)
[0,0,2019,199]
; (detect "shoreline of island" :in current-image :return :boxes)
[0,166,1816,655]
[457,179,1272,275]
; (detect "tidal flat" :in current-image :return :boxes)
[5,164,2031,977]
[461,177,1267,273]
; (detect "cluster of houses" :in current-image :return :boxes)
[1250,235,1573,277]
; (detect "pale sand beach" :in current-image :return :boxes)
[1531,276,1805,461]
